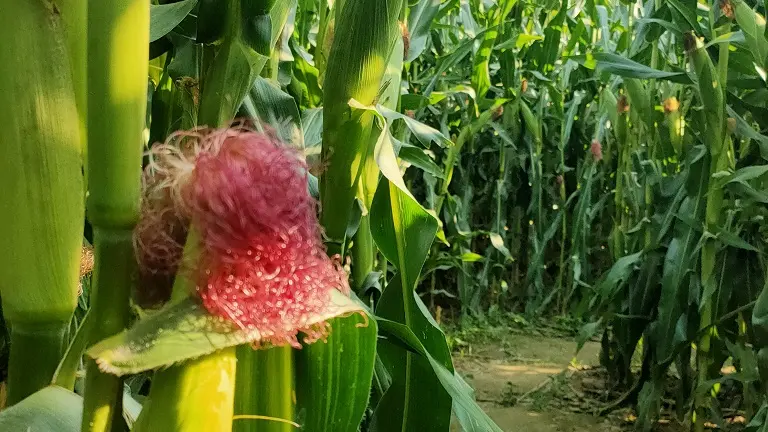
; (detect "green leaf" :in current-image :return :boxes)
[369,136,454,429]
[233,345,293,432]
[576,320,602,353]
[472,10,514,100]
[0,386,82,431]
[302,107,324,148]
[654,149,709,365]
[571,52,692,83]
[198,38,268,126]
[460,252,484,262]
[489,232,513,261]
[634,17,684,36]
[424,30,489,96]
[727,106,768,159]
[150,0,198,43]
[716,228,759,252]
[399,145,445,178]
[726,165,768,184]
[376,318,503,432]
[596,252,643,300]
[296,313,377,432]
[703,31,746,49]
[666,0,702,35]
[733,0,768,69]
[376,105,453,148]
[87,291,362,375]
[406,0,441,62]
[241,76,303,146]
[370,182,437,287]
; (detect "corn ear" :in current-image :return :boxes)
[132,347,237,432]
[320,0,404,255]
[623,78,651,125]
[0,0,84,405]
[685,33,725,157]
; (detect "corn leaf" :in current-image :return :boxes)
[150,0,198,42]
[87,290,361,376]
[571,52,692,83]
[406,0,441,62]
[376,318,503,432]
[368,140,454,429]
[295,313,377,432]
[0,387,82,431]
[733,0,768,69]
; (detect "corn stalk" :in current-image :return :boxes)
[0,0,85,405]
[686,30,729,432]
[81,1,148,430]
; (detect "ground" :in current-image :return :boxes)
[447,325,687,432]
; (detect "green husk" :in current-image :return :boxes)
[0,0,84,405]
[320,0,404,255]
[132,347,237,432]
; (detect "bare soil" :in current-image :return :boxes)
[449,330,685,432]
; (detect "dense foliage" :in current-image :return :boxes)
[3,0,768,431]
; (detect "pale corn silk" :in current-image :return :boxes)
[134,125,349,347]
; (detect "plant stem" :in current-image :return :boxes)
[0,0,84,404]
[82,229,135,432]
[7,322,69,405]
[134,231,237,431]
[694,21,731,432]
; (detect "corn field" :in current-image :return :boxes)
[1,0,768,431]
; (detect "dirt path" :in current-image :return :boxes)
[451,332,621,432]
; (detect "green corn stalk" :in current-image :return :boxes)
[0,0,85,405]
[612,95,630,260]
[623,78,654,247]
[686,31,729,432]
[520,99,543,230]
[81,1,148,430]
[320,0,403,257]
[186,3,300,429]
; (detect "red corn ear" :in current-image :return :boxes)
[135,127,350,347]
